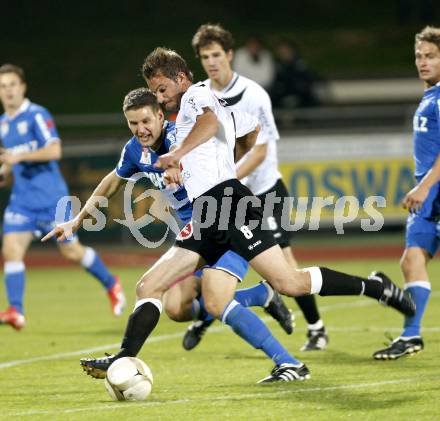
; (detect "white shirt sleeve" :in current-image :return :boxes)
[181,89,217,123]
[247,87,278,144]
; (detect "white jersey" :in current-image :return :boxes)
[207,73,282,195]
[176,82,258,201]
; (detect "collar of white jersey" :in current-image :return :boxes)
[5,98,31,120]
[209,72,240,95]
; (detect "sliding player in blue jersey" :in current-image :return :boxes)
[0,64,126,330]
[373,27,440,359]
[44,88,305,382]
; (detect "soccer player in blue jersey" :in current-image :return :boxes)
[44,88,306,382]
[0,64,126,330]
[373,26,440,359]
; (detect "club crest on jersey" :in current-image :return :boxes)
[0,121,8,137]
[140,149,151,165]
[176,222,193,240]
[17,121,28,135]
[187,97,198,113]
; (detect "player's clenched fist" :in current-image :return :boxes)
[402,184,429,212]
[155,150,180,169]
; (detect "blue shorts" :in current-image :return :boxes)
[405,179,440,256]
[194,250,249,282]
[2,202,76,243]
[414,178,440,219]
[406,212,440,256]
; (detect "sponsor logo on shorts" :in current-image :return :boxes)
[248,240,262,251]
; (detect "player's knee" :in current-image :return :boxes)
[136,275,162,299]
[164,301,185,322]
[400,251,423,277]
[2,242,22,261]
[60,243,84,263]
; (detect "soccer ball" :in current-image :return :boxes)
[104,357,153,401]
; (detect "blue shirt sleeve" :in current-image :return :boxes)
[164,121,177,151]
[115,142,139,179]
[32,108,60,147]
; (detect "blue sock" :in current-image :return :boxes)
[4,261,26,314]
[194,281,270,322]
[402,281,431,337]
[222,300,301,366]
[81,247,115,290]
[191,297,214,322]
[234,282,269,307]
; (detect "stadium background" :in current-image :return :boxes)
[2,1,434,253]
[1,3,440,419]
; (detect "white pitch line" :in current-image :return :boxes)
[6,376,440,418]
[0,332,183,370]
[1,292,439,370]
[0,299,372,370]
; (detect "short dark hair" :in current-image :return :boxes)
[142,47,193,82]
[415,26,440,51]
[0,63,25,83]
[122,88,160,112]
[192,23,234,57]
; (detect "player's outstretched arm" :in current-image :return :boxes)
[42,170,125,242]
[403,153,440,211]
[0,141,61,165]
[156,108,218,169]
[236,143,267,179]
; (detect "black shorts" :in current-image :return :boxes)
[257,179,292,249]
[175,179,277,265]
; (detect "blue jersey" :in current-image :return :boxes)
[115,121,190,211]
[0,99,68,210]
[413,84,440,177]
[116,120,249,280]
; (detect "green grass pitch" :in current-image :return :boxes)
[0,259,439,420]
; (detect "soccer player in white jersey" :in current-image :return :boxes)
[183,23,329,351]
[62,48,413,384]
[44,88,298,379]
[0,64,125,330]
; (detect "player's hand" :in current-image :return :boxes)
[0,149,20,165]
[164,167,183,189]
[155,150,180,170]
[41,218,81,242]
[402,184,429,212]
